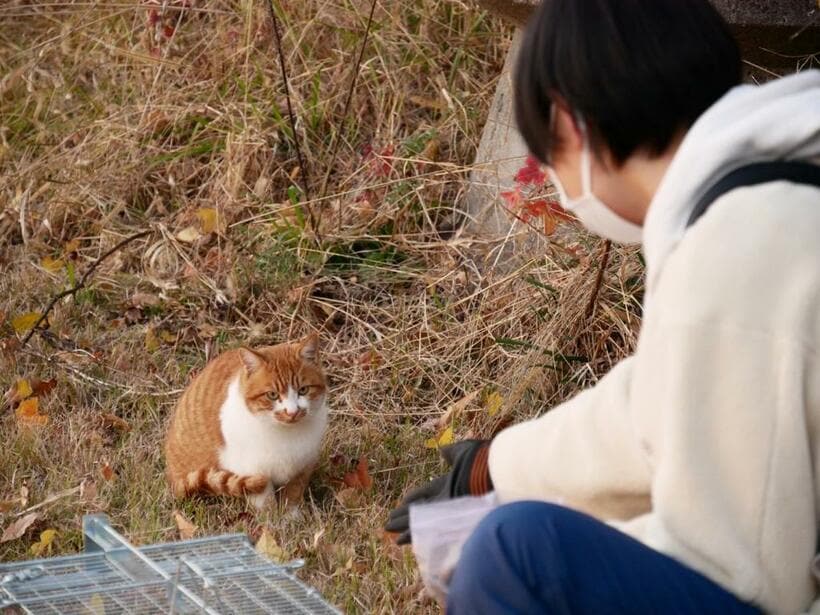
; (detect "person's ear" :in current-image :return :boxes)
[552,103,584,154]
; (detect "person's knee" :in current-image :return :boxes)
[448,501,573,613]
[451,501,564,589]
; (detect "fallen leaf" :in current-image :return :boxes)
[342,456,373,490]
[253,176,270,199]
[11,312,41,335]
[16,397,48,425]
[173,511,197,540]
[41,256,64,273]
[99,413,131,433]
[1,512,39,543]
[158,329,176,343]
[256,528,286,563]
[30,528,57,556]
[196,208,219,234]
[425,426,454,449]
[0,499,18,513]
[485,391,504,417]
[20,485,29,507]
[31,378,56,397]
[4,378,32,408]
[63,238,81,254]
[100,463,116,482]
[175,225,202,243]
[144,327,160,352]
[421,138,440,162]
[437,426,454,446]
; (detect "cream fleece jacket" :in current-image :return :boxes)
[489,70,820,614]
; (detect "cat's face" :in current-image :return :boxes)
[239,335,326,425]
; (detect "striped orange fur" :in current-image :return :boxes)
[164,335,328,504]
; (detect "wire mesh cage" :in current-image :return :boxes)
[0,514,341,614]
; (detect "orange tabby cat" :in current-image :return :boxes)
[164,334,328,508]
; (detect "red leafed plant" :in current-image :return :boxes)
[501,154,574,236]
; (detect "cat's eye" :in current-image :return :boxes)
[266,391,278,401]
[297,386,309,396]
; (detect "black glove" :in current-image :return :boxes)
[385,439,492,545]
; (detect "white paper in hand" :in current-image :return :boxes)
[410,492,500,603]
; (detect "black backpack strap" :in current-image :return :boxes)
[687,161,820,228]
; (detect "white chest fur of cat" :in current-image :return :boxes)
[218,376,328,508]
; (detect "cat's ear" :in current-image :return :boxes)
[298,333,320,363]
[239,347,265,374]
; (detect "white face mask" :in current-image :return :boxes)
[547,120,643,245]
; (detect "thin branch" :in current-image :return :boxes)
[319,0,379,232]
[585,239,612,320]
[20,230,151,348]
[265,0,317,231]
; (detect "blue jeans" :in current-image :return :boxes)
[447,502,761,615]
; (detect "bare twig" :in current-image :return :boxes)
[318,0,379,231]
[264,0,317,231]
[585,239,612,320]
[20,230,151,348]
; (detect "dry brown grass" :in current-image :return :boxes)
[0,1,641,612]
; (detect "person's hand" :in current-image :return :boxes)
[385,439,492,544]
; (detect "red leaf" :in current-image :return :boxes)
[500,188,523,209]
[521,199,549,221]
[163,24,175,38]
[342,456,373,490]
[375,144,394,177]
[31,379,57,397]
[514,155,547,186]
[546,199,575,222]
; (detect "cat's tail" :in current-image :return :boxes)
[173,468,268,498]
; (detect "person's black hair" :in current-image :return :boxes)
[514,0,742,166]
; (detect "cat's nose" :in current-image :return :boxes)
[285,404,299,415]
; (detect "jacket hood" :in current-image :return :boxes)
[642,69,820,295]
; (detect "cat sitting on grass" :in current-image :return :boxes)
[164,334,327,509]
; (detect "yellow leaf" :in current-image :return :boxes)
[16,397,48,425]
[41,256,64,273]
[437,426,454,446]
[173,511,197,540]
[256,529,286,563]
[11,312,41,334]
[196,208,218,234]
[485,391,504,417]
[425,426,454,449]
[144,327,160,352]
[16,379,32,400]
[30,528,57,556]
[175,226,202,243]
[63,238,81,254]
[158,329,176,343]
